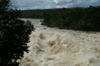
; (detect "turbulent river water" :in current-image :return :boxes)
[18,18,100,66]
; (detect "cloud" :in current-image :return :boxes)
[11,0,55,9]
[54,0,99,7]
[11,0,100,10]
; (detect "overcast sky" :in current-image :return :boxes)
[11,0,100,10]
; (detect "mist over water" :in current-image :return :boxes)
[19,18,100,66]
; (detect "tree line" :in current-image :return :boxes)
[20,6,100,31]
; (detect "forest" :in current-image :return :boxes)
[20,6,100,31]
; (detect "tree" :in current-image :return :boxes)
[0,0,10,14]
[0,0,34,66]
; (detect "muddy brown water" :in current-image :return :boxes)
[18,18,100,66]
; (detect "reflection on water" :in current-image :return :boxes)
[19,18,100,66]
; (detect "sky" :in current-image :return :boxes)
[11,0,100,10]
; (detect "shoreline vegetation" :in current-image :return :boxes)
[0,0,34,65]
[20,6,100,32]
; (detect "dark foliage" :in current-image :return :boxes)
[42,7,100,31]
[0,0,9,13]
[0,0,34,66]
[19,9,46,18]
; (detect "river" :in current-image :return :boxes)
[18,18,100,66]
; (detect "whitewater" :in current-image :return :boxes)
[18,18,100,66]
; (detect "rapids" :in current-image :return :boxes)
[18,18,100,66]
